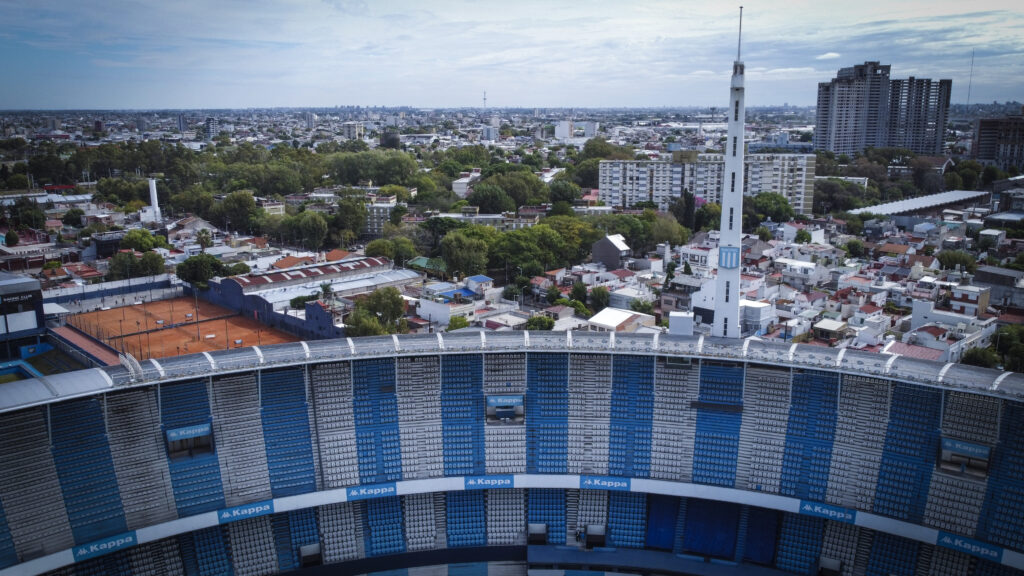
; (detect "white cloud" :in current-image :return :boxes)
[815,52,841,60]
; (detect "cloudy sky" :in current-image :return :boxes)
[1,0,1021,110]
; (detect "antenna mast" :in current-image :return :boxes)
[737,6,743,59]
[966,49,975,108]
[483,91,487,110]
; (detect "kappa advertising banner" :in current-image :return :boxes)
[218,500,274,524]
[941,438,991,460]
[937,531,1003,563]
[73,531,137,562]
[799,500,857,524]
[165,422,212,442]
[579,475,631,491]
[346,482,398,501]
[486,395,523,407]
[464,475,513,489]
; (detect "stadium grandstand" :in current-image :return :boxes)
[0,331,1022,576]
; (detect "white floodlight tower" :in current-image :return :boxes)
[712,7,746,338]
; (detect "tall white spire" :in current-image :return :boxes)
[712,7,746,339]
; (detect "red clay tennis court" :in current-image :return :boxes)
[67,297,299,360]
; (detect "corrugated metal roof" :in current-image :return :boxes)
[849,190,989,215]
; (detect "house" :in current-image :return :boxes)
[587,307,656,332]
[271,255,316,270]
[324,249,352,262]
[592,234,631,271]
[949,284,990,317]
[543,305,575,320]
[781,222,825,244]
[465,275,493,295]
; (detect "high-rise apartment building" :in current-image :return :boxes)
[597,160,684,210]
[815,62,950,156]
[204,116,218,141]
[598,153,814,214]
[888,77,951,155]
[814,62,891,156]
[973,113,1024,172]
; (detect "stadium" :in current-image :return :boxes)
[0,331,1022,576]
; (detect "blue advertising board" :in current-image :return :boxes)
[579,475,631,491]
[346,482,398,501]
[73,531,137,562]
[799,500,856,524]
[464,475,514,489]
[218,500,274,524]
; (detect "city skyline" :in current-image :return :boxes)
[1,1,1022,110]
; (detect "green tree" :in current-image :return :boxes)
[139,251,165,275]
[694,203,721,231]
[982,165,1003,188]
[62,208,85,227]
[590,286,610,313]
[630,299,655,315]
[298,211,328,250]
[11,197,46,229]
[845,238,865,258]
[936,250,977,274]
[363,286,406,326]
[121,228,158,252]
[468,183,516,213]
[794,229,812,244]
[502,284,521,300]
[756,226,773,241]
[107,252,142,280]
[390,236,417,265]
[571,282,587,303]
[446,316,470,331]
[546,284,562,304]
[441,230,488,279]
[670,191,697,229]
[525,315,555,330]
[3,173,29,190]
[4,230,18,247]
[365,238,395,259]
[196,228,213,252]
[944,171,963,191]
[215,190,260,233]
[752,192,795,224]
[175,253,223,288]
[549,180,581,203]
[961,347,998,369]
[345,307,388,337]
[650,212,690,247]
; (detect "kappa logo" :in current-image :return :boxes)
[220,504,270,520]
[466,476,512,488]
[581,476,629,490]
[348,485,396,498]
[800,501,854,522]
[74,533,136,560]
[939,533,1001,560]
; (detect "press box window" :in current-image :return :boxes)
[165,423,215,458]
[938,437,989,478]
[486,395,524,424]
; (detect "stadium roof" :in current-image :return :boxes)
[2,332,1022,415]
[849,190,989,216]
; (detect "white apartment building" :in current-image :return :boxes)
[340,122,365,140]
[597,160,684,210]
[688,153,815,215]
[598,154,814,214]
[555,120,574,140]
